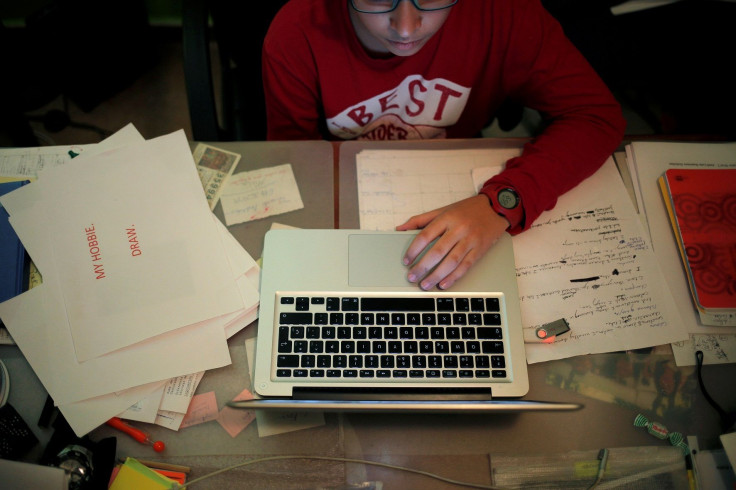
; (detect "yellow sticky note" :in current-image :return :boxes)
[109,458,177,490]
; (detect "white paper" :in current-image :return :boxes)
[158,372,205,413]
[509,159,689,363]
[33,131,243,361]
[57,381,165,437]
[671,333,736,366]
[220,163,304,225]
[0,123,143,178]
[356,148,518,230]
[117,384,166,423]
[357,149,688,363]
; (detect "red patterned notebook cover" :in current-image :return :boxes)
[663,168,736,310]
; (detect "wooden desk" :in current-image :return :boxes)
[4,138,734,488]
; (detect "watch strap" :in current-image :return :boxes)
[479,184,525,234]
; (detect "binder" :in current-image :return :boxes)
[0,181,29,314]
[659,168,736,322]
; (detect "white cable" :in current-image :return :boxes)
[172,455,502,490]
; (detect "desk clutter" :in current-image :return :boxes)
[0,124,260,437]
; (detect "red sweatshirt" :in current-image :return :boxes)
[263,0,626,232]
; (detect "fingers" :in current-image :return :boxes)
[395,208,442,232]
[401,195,508,290]
[408,228,480,290]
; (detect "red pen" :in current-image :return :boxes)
[106,417,165,452]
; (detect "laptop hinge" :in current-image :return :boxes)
[292,387,493,401]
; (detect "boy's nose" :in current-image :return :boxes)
[391,0,422,38]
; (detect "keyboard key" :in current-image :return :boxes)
[315,313,328,325]
[353,327,367,339]
[306,327,320,339]
[437,298,454,311]
[342,298,359,311]
[294,341,308,353]
[459,370,474,378]
[277,355,299,367]
[361,313,375,325]
[296,297,310,311]
[294,369,308,377]
[492,370,507,378]
[377,370,391,378]
[483,313,502,325]
[361,297,435,311]
[410,370,424,378]
[341,341,355,353]
[422,313,436,325]
[407,313,421,325]
[327,370,341,377]
[376,313,390,325]
[281,313,312,325]
[380,355,395,368]
[326,297,340,311]
[456,298,469,311]
[392,313,406,325]
[311,297,325,305]
[366,355,379,368]
[491,356,506,369]
[486,298,500,312]
[482,341,504,353]
[393,370,408,378]
[281,297,295,304]
[301,355,315,367]
[360,370,374,378]
[322,326,336,338]
[337,326,351,338]
[411,355,427,368]
[326,341,339,353]
[346,313,360,325]
[277,369,291,377]
[317,355,331,368]
[310,369,324,377]
[470,298,485,311]
[478,327,503,339]
[331,313,344,325]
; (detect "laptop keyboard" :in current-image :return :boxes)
[272,292,509,383]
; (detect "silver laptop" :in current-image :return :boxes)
[231,229,580,412]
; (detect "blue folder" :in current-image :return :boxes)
[0,181,29,315]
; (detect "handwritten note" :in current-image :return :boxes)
[357,149,516,230]
[357,149,689,364]
[220,163,304,226]
[672,334,736,366]
[179,391,219,429]
[216,388,256,437]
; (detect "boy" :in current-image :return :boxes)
[263,0,626,290]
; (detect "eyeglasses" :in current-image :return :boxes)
[350,0,458,14]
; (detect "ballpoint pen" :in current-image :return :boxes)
[106,417,165,452]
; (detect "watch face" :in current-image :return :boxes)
[497,189,519,209]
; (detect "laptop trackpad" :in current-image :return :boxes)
[348,233,414,287]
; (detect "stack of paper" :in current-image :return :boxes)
[626,141,736,365]
[0,126,259,436]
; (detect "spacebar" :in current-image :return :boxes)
[360,297,435,311]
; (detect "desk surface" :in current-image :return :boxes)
[3,138,734,488]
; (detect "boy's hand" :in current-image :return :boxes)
[396,195,510,290]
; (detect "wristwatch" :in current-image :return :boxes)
[480,184,524,232]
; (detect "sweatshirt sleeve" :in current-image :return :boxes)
[480,0,626,234]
